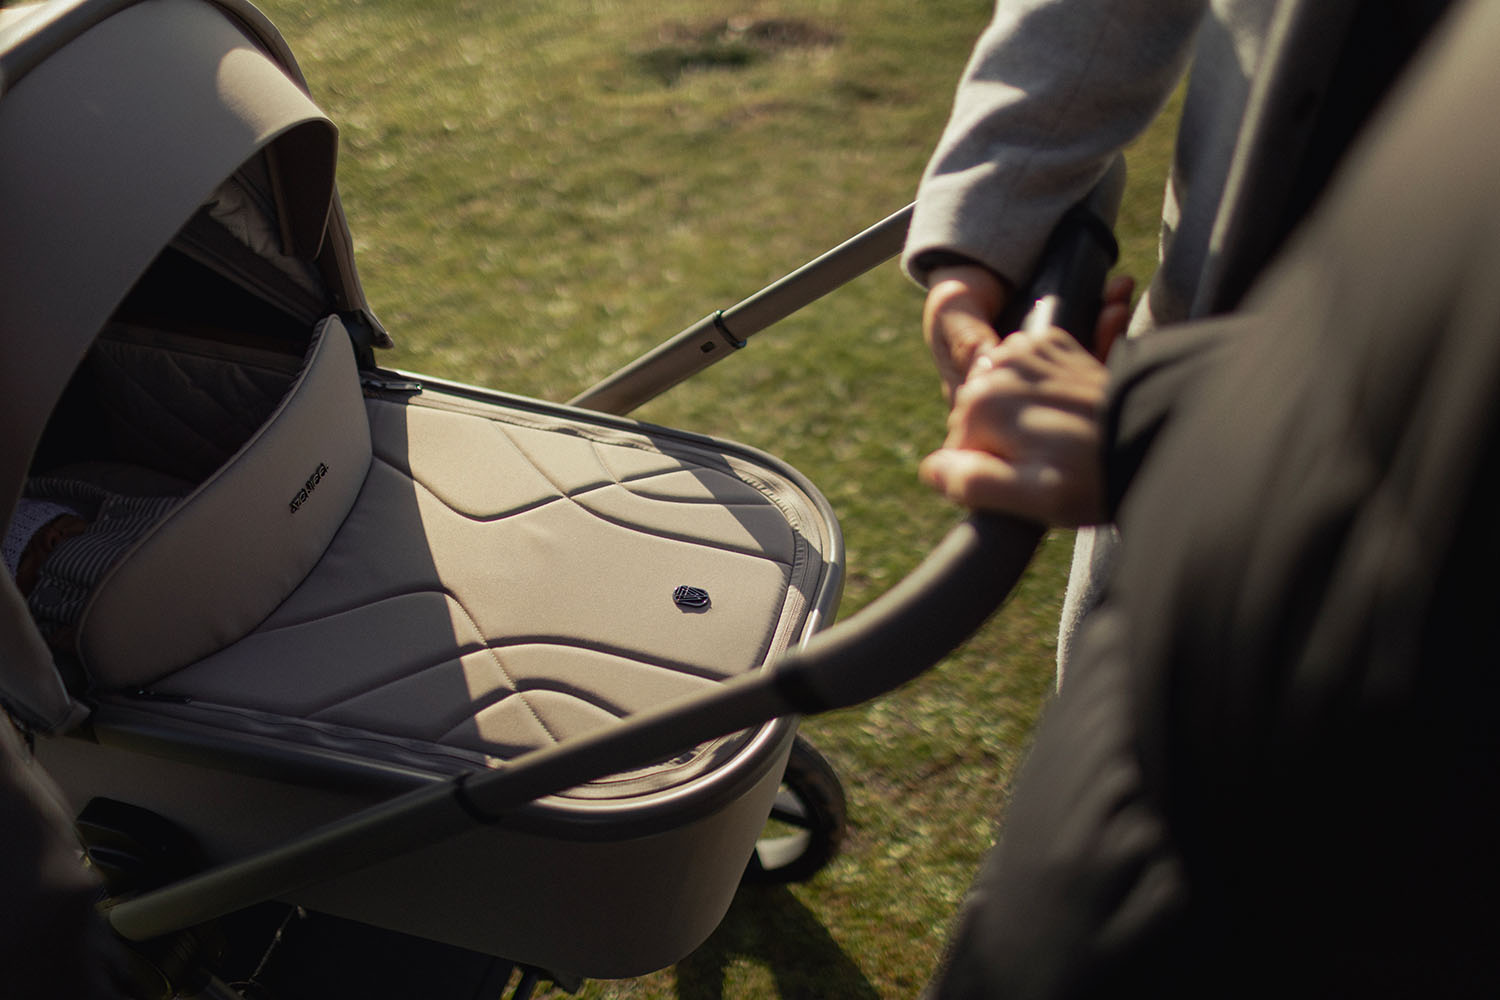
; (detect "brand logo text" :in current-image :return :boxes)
[289,462,330,514]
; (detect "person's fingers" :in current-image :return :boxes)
[1093,273,1135,359]
[924,267,1009,403]
[971,323,1104,390]
[1103,272,1135,305]
[918,448,1073,524]
[932,304,1003,396]
[920,448,1021,510]
[943,375,1100,456]
[921,445,1104,526]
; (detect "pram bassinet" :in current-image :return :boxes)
[0,0,841,980]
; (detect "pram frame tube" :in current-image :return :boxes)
[568,204,914,415]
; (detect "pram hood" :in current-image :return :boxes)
[0,0,378,730]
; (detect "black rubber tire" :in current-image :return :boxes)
[742,733,847,884]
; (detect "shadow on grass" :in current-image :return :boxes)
[672,884,879,1000]
[636,18,842,86]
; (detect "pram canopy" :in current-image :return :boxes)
[0,0,365,729]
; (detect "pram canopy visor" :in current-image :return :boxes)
[0,0,338,728]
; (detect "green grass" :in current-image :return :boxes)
[255,1,1179,995]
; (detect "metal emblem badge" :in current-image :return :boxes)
[673,585,711,609]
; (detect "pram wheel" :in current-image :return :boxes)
[743,733,847,884]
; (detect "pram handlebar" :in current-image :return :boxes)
[106,159,1124,945]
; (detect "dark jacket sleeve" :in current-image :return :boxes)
[1100,317,1249,519]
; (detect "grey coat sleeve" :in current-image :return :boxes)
[902,0,1207,287]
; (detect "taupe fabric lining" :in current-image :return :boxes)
[149,391,832,795]
[79,317,372,687]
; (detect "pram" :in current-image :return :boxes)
[0,1,1120,996]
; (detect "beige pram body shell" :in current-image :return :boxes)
[0,0,841,979]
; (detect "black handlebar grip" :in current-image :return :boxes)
[997,158,1125,349]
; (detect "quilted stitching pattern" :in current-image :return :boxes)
[89,333,296,482]
[156,394,829,775]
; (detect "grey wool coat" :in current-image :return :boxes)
[902,0,1445,328]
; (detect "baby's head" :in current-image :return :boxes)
[4,499,89,597]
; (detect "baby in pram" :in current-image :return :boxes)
[4,469,185,650]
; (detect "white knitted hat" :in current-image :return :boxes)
[3,499,80,577]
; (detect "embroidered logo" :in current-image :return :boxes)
[673,585,711,610]
[289,462,330,513]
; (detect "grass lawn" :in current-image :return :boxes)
[255,1,1179,995]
